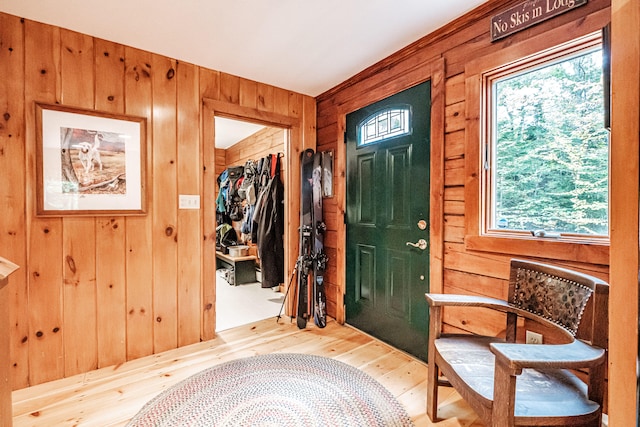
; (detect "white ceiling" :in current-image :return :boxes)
[215,117,266,149]
[2,0,489,147]
[1,0,489,98]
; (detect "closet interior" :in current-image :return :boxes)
[214,117,287,330]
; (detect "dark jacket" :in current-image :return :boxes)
[253,174,284,288]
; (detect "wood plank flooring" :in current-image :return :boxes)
[12,318,482,426]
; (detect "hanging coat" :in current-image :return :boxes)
[253,173,284,288]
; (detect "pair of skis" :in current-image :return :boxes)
[296,149,327,329]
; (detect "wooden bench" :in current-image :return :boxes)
[425,259,609,427]
[215,251,257,285]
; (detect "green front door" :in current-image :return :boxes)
[345,81,431,361]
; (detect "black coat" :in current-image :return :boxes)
[253,174,284,288]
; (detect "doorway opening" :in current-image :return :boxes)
[214,116,288,332]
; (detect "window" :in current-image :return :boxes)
[484,34,609,240]
[358,107,411,146]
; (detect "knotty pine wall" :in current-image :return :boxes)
[608,0,640,423]
[0,12,315,390]
[316,0,612,358]
[225,127,286,173]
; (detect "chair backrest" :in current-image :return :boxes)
[508,259,609,347]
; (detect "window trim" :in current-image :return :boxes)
[464,29,609,265]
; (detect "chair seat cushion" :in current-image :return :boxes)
[435,335,600,419]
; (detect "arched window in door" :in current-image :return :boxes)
[357,106,411,146]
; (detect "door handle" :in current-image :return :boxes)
[406,239,428,250]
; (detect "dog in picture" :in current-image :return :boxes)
[76,133,103,174]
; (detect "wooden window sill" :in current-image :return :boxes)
[464,234,609,265]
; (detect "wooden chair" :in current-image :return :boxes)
[425,259,609,426]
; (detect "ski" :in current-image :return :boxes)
[296,148,315,329]
[312,151,327,328]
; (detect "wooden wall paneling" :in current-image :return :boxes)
[0,261,19,426]
[176,61,202,347]
[444,0,610,77]
[444,102,465,133]
[0,277,11,425]
[333,113,346,323]
[443,242,510,278]
[272,86,290,117]
[444,158,465,186]
[215,148,227,176]
[284,94,316,315]
[151,55,179,353]
[62,218,98,376]
[429,58,446,296]
[443,200,465,216]
[239,79,258,109]
[95,217,126,368]
[257,84,275,112]
[219,73,240,105]
[225,127,285,166]
[463,72,482,238]
[444,130,465,160]
[201,113,216,339]
[286,122,302,318]
[444,222,465,244]
[60,29,94,106]
[59,28,99,377]
[199,68,220,102]
[443,269,509,300]
[609,0,640,423]
[444,186,464,203]
[123,47,154,360]
[95,39,125,112]
[445,73,465,105]
[287,92,302,119]
[24,20,66,386]
[94,39,127,368]
[316,114,339,307]
[302,94,316,149]
[1,13,29,391]
[199,70,218,340]
[443,305,508,337]
[4,11,320,388]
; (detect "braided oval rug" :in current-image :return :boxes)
[127,353,414,427]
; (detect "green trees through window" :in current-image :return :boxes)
[490,47,609,236]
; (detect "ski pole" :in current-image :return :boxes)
[276,260,299,323]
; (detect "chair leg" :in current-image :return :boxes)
[492,357,517,427]
[426,304,442,421]
[426,361,439,421]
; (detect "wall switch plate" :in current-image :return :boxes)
[525,330,543,344]
[179,194,200,209]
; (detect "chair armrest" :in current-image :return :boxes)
[490,340,606,373]
[425,293,511,310]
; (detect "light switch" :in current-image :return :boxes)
[179,194,200,209]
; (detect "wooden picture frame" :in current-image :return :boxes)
[35,103,147,216]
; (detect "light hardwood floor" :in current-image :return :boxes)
[12,318,482,427]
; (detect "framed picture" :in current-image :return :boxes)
[35,103,147,216]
